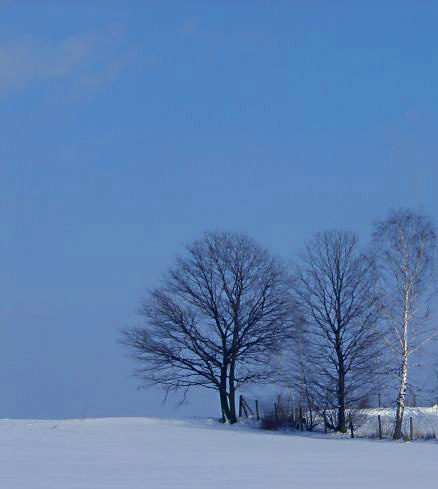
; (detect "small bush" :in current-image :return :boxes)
[261,413,299,431]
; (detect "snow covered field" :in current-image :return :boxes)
[0,416,436,489]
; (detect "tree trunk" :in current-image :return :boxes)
[219,387,231,423]
[227,361,237,424]
[336,334,347,433]
[219,365,237,424]
[337,369,347,433]
[393,355,408,439]
[219,367,232,423]
[227,392,237,424]
[393,288,410,440]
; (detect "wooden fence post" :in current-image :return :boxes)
[410,417,414,441]
[378,415,382,439]
[243,398,253,416]
[255,400,259,421]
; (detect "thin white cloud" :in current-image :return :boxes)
[0,26,135,95]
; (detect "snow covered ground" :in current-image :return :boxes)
[0,416,436,489]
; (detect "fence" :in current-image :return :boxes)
[238,396,438,440]
[238,395,259,420]
[239,394,313,431]
[356,409,438,440]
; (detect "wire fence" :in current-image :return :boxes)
[239,395,438,440]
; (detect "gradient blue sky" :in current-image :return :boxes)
[1,1,438,419]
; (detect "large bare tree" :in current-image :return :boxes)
[372,209,437,439]
[121,231,293,423]
[294,230,382,433]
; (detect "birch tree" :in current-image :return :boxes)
[121,231,293,424]
[372,209,437,439]
[294,230,382,433]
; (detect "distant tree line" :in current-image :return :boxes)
[121,208,437,440]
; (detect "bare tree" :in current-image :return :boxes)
[294,230,382,433]
[121,231,293,424]
[372,209,437,439]
[277,316,322,431]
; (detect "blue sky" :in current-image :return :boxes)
[1,0,438,419]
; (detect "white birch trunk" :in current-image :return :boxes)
[393,288,410,440]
